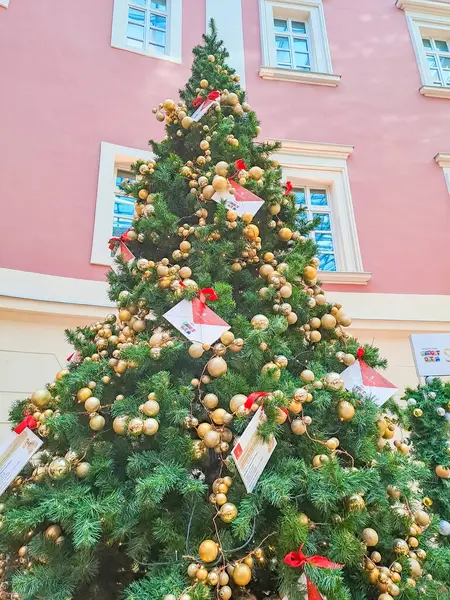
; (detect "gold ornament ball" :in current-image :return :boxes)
[179,266,192,279]
[324,372,345,391]
[300,369,315,383]
[436,465,450,478]
[338,400,355,421]
[143,418,159,436]
[343,353,356,366]
[413,408,423,417]
[393,539,409,555]
[233,563,252,586]
[45,524,62,540]
[113,415,128,435]
[197,422,213,438]
[204,393,219,409]
[278,227,292,241]
[325,437,340,450]
[230,394,247,412]
[187,563,199,578]
[203,429,221,448]
[48,457,71,480]
[212,175,228,191]
[200,79,209,88]
[220,502,238,523]
[199,540,219,563]
[141,399,160,416]
[215,161,229,176]
[85,397,101,413]
[189,343,204,358]
[31,388,51,408]
[347,494,365,511]
[221,331,235,345]
[313,454,329,468]
[207,571,219,586]
[414,510,430,527]
[75,462,91,479]
[251,314,269,330]
[219,587,232,600]
[55,369,70,381]
[378,595,394,600]
[77,387,92,403]
[362,528,379,546]
[128,418,144,436]
[291,419,307,435]
[89,414,106,431]
[208,356,228,377]
[182,116,193,129]
[275,355,288,369]
[294,388,308,402]
[321,314,337,329]
[261,362,281,380]
[203,184,215,200]
[303,265,317,281]
[248,166,264,180]
[211,408,227,425]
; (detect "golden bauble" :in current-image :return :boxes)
[119,308,132,322]
[436,464,450,478]
[212,175,228,191]
[182,116,193,129]
[251,314,269,330]
[207,356,228,377]
[346,493,365,511]
[300,369,315,383]
[313,454,329,468]
[244,224,259,240]
[230,394,247,412]
[189,342,204,358]
[261,362,281,380]
[278,227,292,241]
[187,563,199,578]
[31,388,51,408]
[414,510,430,527]
[143,418,159,436]
[287,312,298,325]
[55,369,70,381]
[215,161,229,176]
[211,408,227,425]
[378,595,394,600]
[289,401,303,414]
[279,285,292,298]
[303,265,317,281]
[113,415,128,435]
[343,353,356,366]
[141,399,160,416]
[325,437,340,450]
[221,331,235,345]
[45,524,62,540]
[18,546,28,558]
[233,563,252,586]
[48,457,70,480]
[203,184,215,199]
[179,266,192,279]
[275,355,288,369]
[85,397,101,413]
[362,528,379,546]
[338,400,355,421]
[321,314,337,329]
[393,539,409,555]
[291,419,307,435]
[89,414,106,431]
[248,166,263,180]
[220,502,238,523]
[128,418,144,436]
[219,586,232,600]
[179,240,191,253]
[324,372,345,391]
[197,422,213,438]
[183,278,198,291]
[203,429,221,448]
[199,540,219,563]
[203,393,219,409]
[75,462,91,479]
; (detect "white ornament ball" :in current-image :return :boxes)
[439,520,450,536]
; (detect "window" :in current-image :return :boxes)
[295,187,337,271]
[111,0,182,63]
[397,0,450,98]
[0,0,10,7]
[435,152,450,195]
[91,142,154,266]
[271,140,371,284]
[258,0,340,86]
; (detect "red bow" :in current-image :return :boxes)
[235,159,247,171]
[108,230,131,251]
[285,544,343,600]
[357,347,365,359]
[14,411,38,434]
[179,283,218,307]
[192,91,220,108]
[285,181,293,195]
[244,392,271,410]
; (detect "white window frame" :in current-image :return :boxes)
[111,0,182,63]
[397,0,450,98]
[271,140,371,284]
[91,142,155,267]
[435,152,450,194]
[258,0,341,86]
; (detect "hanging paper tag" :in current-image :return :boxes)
[0,429,43,496]
[341,360,397,406]
[232,407,277,493]
[212,180,264,217]
[163,298,230,345]
[192,98,216,122]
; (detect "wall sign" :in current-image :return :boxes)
[410,334,450,377]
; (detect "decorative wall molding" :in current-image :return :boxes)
[259,66,341,86]
[396,0,450,17]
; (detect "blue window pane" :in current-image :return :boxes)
[133,0,146,5]
[275,35,290,49]
[439,56,450,68]
[292,20,306,33]
[422,38,432,48]
[274,18,288,32]
[127,23,144,44]
[151,0,167,9]
[129,7,145,22]
[427,55,437,67]
[430,68,442,83]
[313,213,331,231]
[293,38,308,52]
[315,233,334,253]
[150,13,166,29]
[113,218,133,237]
[445,72,450,85]
[114,199,135,216]
[318,254,336,272]
[295,53,310,68]
[294,189,306,205]
[277,50,291,65]
[435,40,449,52]
[150,28,166,46]
[310,190,328,206]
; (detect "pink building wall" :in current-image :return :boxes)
[1,0,450,294]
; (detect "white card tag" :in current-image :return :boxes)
[0,429,43,496]
[232,407,277,493]
[191,98,215,122]
[163,298,230,346]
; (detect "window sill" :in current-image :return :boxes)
[259,66,341,87]
[420,85,450,99]
[318,271,372,285]
[111,42,181,64]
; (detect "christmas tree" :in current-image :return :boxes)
[2,23,450,600]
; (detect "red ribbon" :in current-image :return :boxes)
[285,544,343,600]
[244,392,271,410]
[235,158,247,171]
[179,283,218,307]
[285,181,293,195]
[357,347,365,359]
[14,411,38,434]
[108,230,131,251]
[191,91,220,108]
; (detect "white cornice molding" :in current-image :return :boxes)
[271,139,354,160]
[319,271,372,285]
[396,0,450,16]
[435,152,450,167]
[259,66,341,87]
[420,85,450,98]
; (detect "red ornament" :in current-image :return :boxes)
[284,544,343,600]
[357,347,365,359]
[285,181,293,195]
[14,411,38,434]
